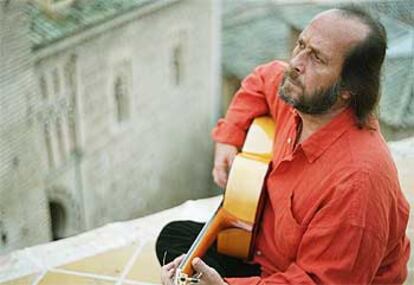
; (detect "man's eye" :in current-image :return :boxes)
[298,41,305,49]
[313,53,322,62]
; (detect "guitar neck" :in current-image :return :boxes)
[177,204,231,277]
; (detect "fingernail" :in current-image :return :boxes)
[192,257,199,265]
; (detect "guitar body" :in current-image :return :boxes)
[175,117,275,285]
[218,116,275,259]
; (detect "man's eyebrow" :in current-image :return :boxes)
[309,44,329,62]
[299,35,330,62]
[311,46,326,58]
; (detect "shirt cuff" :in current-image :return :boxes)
[211,119,247,149]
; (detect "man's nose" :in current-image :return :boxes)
[289,53,306,75]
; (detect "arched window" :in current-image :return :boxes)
[56,117,66,162]
[52,68,60,97]
[114,75,130,122]
[172,44,183,86]
[44,123,54,169]
[39,75,48,100]
[64,54,78,153]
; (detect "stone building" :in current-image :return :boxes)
[0,0,220,254]
[0,0,51,254]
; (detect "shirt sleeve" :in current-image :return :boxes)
[211,61,286,148]
[224,171,408,285]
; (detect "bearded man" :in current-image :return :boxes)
[157,5,410,285]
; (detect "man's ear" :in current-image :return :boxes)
[340,90,352,101]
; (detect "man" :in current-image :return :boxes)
[157,6,410,285]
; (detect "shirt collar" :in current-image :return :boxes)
[294,107,362,163]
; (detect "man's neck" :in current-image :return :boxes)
[296,106,348,145]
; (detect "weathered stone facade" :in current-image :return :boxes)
[0,0,51,253]
[0,0,220,254]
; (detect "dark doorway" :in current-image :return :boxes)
[49,201,66,241]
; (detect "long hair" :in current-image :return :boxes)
[338,6,387,128]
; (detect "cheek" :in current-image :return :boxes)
[304,67,335,93]
[301,74,314,94]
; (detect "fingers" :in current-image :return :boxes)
[192,257,209,275]
[171,254,185,267]
[212,143,239,189]
[162,256,224,285]
[191,257,221,282]
[161,265,174,285]
[173,254,185,267]
[212,164,227,188]
[161,262,175,281]
[161,254,185,284]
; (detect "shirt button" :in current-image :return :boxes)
[287,137,292,144]
[256,250,262,256]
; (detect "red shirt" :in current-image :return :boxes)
[212,61,410,285]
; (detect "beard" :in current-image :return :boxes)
[279,72,341,115]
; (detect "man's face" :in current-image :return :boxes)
[279,11,368,114]
[279,68,341,114]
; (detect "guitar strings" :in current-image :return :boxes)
[162,250,168,266]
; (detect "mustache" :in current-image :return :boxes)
[283,68,303,89]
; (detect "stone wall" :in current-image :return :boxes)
[34,0,219,233]
[0,0,219,253]
[0,0,51,254]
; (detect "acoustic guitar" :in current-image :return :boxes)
[175,117,275,285]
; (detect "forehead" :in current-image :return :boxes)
[300,11,368,62]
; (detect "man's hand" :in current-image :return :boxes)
[160,255,228,285]
[192,257,228,285]
[212,143,238,188]
[161,254,185,285]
